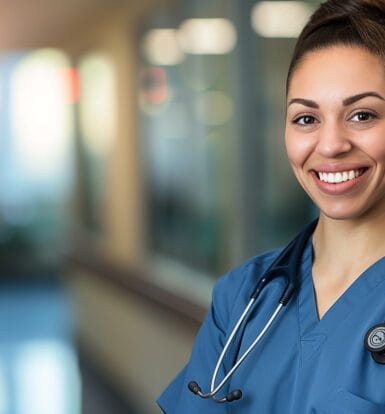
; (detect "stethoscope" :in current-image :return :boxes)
[365,324,385,363]
[188,219,318,403]
[187,219,385,403]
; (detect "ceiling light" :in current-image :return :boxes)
[178,18,236,55]
[142,29,185,66]
[251,1,314,38]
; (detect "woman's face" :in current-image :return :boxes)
[285,46,385,221]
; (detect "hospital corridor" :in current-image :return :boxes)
[0,0,318,412]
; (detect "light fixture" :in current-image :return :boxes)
[141,29,185,66]
[251,1,314,38]
[178,18,237,55]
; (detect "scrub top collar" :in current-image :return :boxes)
[298,236,385,339]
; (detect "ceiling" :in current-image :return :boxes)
[0,0,135,50]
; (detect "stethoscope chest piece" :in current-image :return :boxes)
[365,323,385,364]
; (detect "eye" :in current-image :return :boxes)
[350,111,377,122]
[292,115,317,126]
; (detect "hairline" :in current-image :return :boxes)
[286,40,385,96]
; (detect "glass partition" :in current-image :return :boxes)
[138,0,320,281]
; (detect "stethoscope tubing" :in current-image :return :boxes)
[189,219,319,403]
[210,298,256,396]
[197,300,284,400]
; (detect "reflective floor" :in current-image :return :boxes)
[0,277,80,414]
[0,275,140,414]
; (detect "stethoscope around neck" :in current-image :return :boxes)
[188,219,319,403]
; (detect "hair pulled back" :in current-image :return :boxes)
[287,0,385,93]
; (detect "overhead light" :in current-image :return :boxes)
[251,1,314,38]
[141,29,185,66]
[178,18,237,55]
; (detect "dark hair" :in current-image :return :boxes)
[286,0,385,93]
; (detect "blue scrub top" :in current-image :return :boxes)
[157,238,385,413]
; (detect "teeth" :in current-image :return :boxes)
[318,169,364,183]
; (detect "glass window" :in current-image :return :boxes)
[138,0,319,282]
[0,49,75,273]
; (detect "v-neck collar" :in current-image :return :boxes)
[298,238,385,339]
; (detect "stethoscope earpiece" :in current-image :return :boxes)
[188,381,242,403]
[188,381,201,395]
[364,323,385,364]
[225,389,242,402]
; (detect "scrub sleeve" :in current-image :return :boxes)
[157,253,279,414]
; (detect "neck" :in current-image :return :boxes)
[312,211,385,279]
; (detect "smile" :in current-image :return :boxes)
[316,169,366,184]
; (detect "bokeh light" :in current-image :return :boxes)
[251,1,314,38]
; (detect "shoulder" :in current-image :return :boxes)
[211,248,283,327]
[215,247,283,295]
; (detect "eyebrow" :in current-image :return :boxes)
[287,91,385,108]
[342,91,385,105]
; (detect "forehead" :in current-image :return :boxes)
[287,46,385,100]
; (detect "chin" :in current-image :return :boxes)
[320,210,360,221]
[311,197,367,221]
[317,203,376,222]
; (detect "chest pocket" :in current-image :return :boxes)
[324,389,385,414]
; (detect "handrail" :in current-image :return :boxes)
[67,247,207,329]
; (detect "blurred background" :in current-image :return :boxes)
[0,0,320,413]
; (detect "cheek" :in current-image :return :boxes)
[370,143,385,162]
[360,134,385,165]
[285,130,310,168]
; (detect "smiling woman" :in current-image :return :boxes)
[286,46,385,222]
[286,44,385,320]
[158,1,385,413]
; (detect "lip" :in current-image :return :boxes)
[312,163,369,173]
[310,167,370,195]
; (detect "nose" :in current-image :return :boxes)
[315,120,352,158]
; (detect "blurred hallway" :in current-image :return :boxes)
[0,0,318,412]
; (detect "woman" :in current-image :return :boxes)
[158,0,385,412]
